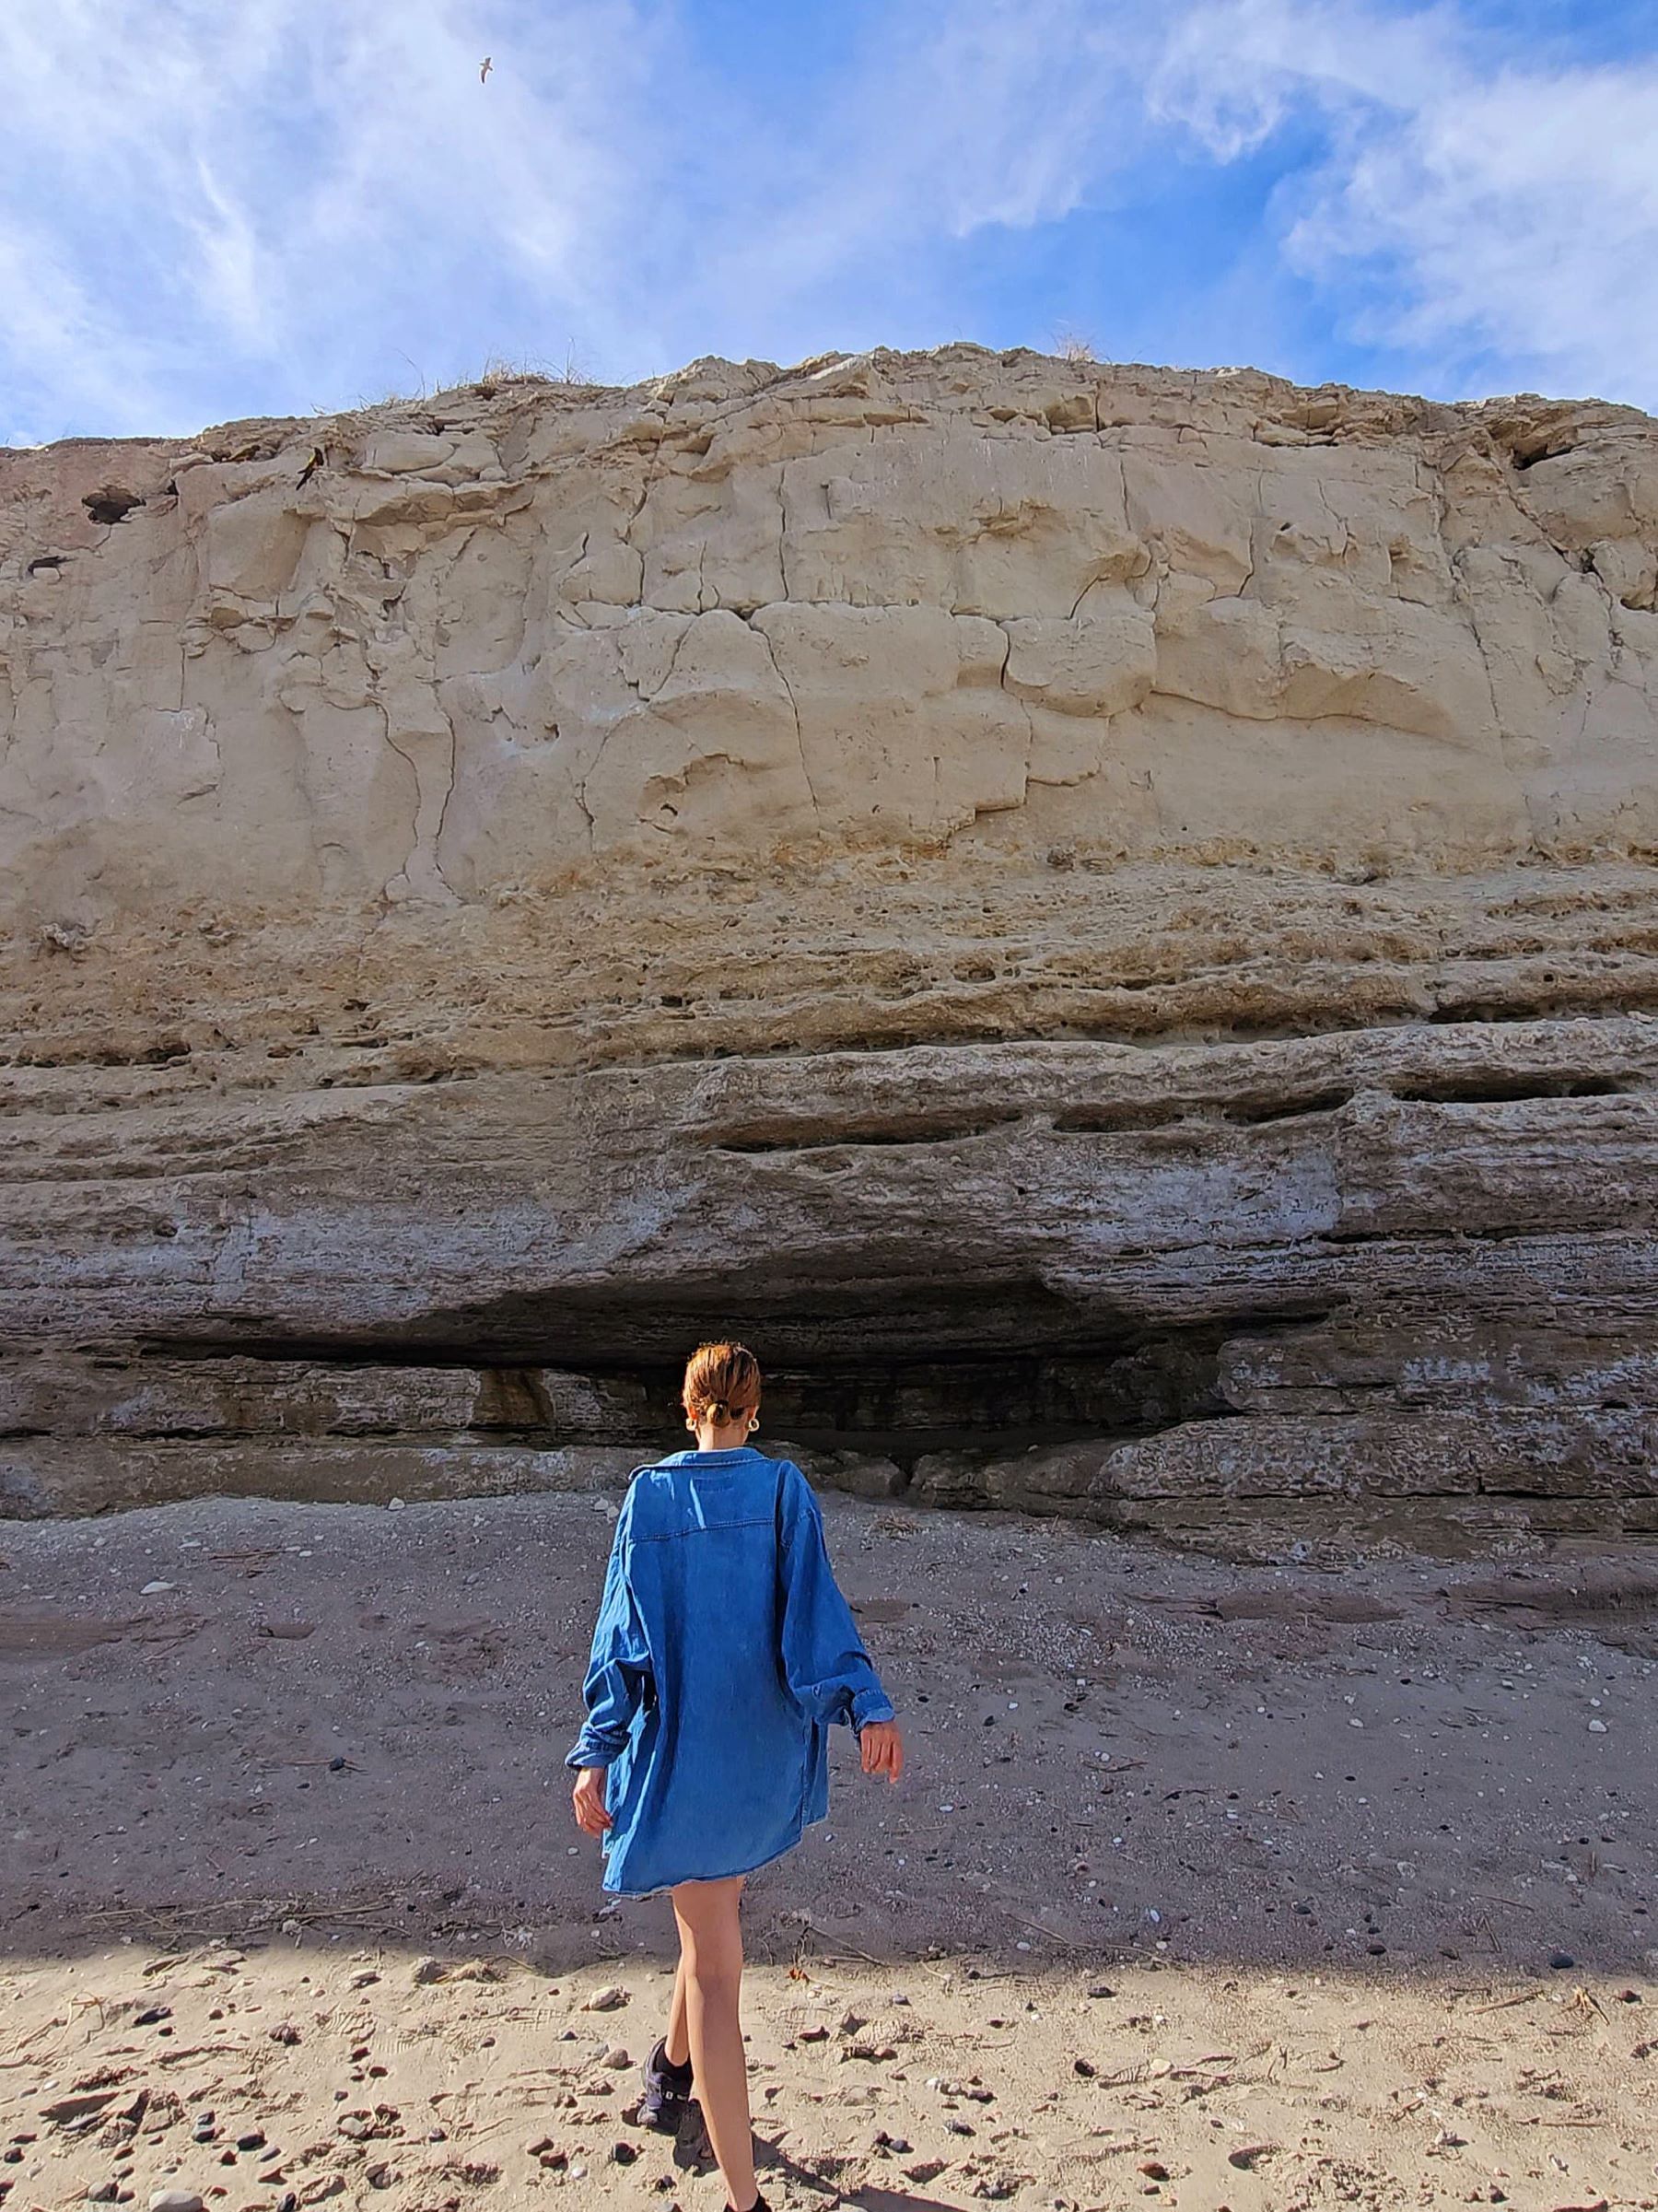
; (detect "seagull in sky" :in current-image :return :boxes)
[480,54,493,82]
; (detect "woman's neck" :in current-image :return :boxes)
[690,1421,754,1453]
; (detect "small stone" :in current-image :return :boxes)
[1548,1950,1575,1971]
[1367,1941,1386,1956]
[583,1985,626,2012]
[140,1582,175,1596]
[1086,1983,1115,1999]
[237,2131,265,2151]
[42,2090,120,2124]
[269,2020,302,2044]
[350,1970,379,1989]
[148,2193,204,2212]
[610,2142,637,2164]
[1227,2144,1275,2171]
[133,2006,170,2028]
[602,2045,631,2069]
[411,1959,446,1984]
[946,2118,975,2136]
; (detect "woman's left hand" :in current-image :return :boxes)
[858,1718,905,1783]
[571,1764,613,1835]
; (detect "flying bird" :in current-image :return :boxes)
[480,54,492,82]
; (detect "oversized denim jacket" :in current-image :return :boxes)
[565,1446,895,1897]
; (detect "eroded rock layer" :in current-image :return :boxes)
[3,347,1655,1550]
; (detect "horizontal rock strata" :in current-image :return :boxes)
[3,347,1655,1551]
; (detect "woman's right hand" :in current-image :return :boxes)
[858,1719,904,1783]
[571,1764,613,1835]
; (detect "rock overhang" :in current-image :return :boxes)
[2,346,1655,1549]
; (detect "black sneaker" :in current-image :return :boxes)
[638,2036,694,2131]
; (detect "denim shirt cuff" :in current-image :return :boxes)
[850,1687,895,1729]
[566,1734,623,1771]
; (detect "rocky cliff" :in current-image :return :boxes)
[3,346,1655,1552]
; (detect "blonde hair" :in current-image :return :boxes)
[683,1340,762,1427]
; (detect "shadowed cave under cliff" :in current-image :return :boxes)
[140,1288,1243,1469]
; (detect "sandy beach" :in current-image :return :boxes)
[4,1486,1656,2209]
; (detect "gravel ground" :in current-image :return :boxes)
[2,1488,1657,2208]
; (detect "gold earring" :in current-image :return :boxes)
[748,1415,759,1433]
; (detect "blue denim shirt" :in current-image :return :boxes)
[565,1446,896,1897]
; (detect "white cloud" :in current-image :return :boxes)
[0,0,1182,437]
[0,0,1653,438]
[0,0,677,437]
[1156,0,1658,402]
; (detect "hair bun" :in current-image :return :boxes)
[683,1340,762,1429]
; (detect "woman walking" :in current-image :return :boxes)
[566,1340,904,2212]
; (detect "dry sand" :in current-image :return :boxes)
[3,1486,1657,2210]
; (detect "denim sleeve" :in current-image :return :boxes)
[565,1508,654,1771]
[777,1467,895,1730]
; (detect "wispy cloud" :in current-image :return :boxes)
[0,0,1653,442]
[0,0,677,438]
[1156,0,1658,401]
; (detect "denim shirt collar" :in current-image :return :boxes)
[663,1445,765,1465]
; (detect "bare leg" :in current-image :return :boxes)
[671,1873,755,2211]
[665,1950,690,2068]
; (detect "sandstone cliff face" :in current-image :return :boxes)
[2,347,1655,1552]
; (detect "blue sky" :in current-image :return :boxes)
[2,0,1655,443]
